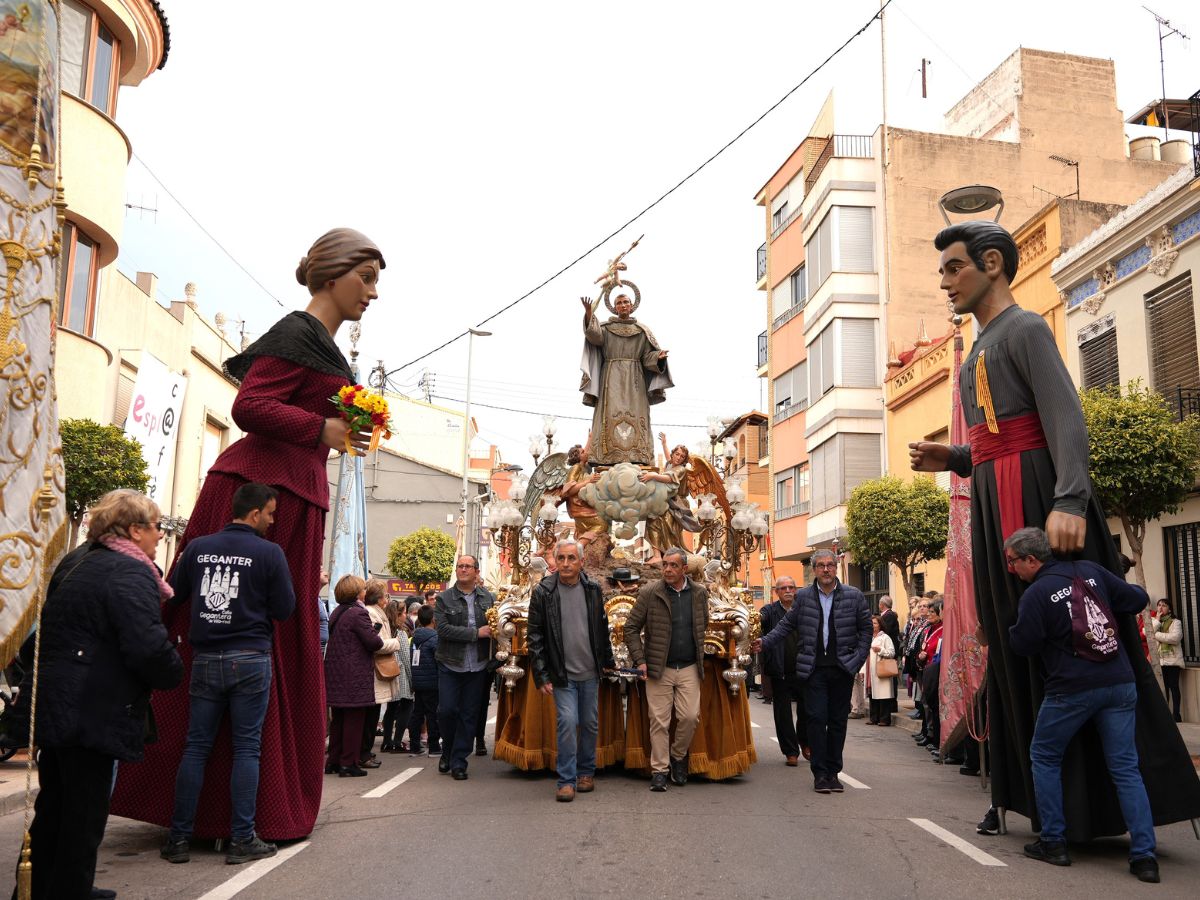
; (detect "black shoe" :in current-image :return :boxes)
[828,776,845,793]
[907,710,922,719]
[1130,857,1160,883]
[160,837,190,864]
[912,732,926,741]
[324,762,339,774]
[409,745,424,756]
[226,834,277,865]
[814,776,832,794]
[380,741,393,752]
[669,757,688,786]
[359,757,382,769]
[943,755,965,766]
[451,768,468,780]
[959,766,980,777]
[475,742,488,757]
[1024,840,1070,867]
[930,752,942,763]
[339,765,367,777]
[915,737,931,748]
[90,889,117,900]
[976,808,1000,835]
[650,772,668,792]
[437,756,451,774]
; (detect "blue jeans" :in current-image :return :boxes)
[552,678,599,788]
[437,665,488,772]
[1030,681,1155,860]
[170,650,272,842]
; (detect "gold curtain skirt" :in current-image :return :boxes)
[495,658,756,780]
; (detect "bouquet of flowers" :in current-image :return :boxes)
[330,384,393,456]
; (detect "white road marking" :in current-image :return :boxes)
[361,766,422,799]
[487,716,497,726]
[195,841,310,900]
[769,736,779,743]
[837,772,870,790]
[751,722,760,728]
[908,818,1007,867]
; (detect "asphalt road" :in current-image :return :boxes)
[1,696,1197,899]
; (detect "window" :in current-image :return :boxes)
[757,423,768,461]
[775,471,794,509]
[772,202,788,231]
[58,222,99,336]
[795,463,810,505]
[790,265,807,310]
[810,433,882,513]
[1079,329,1119,390]
[804,206,875,294]
[199,419,228,491]
[1147,272,1197,396]
[113,362,136,425]
[60,1,120,116]
[774,362,807,414]
[912,573,926,597]
[808,319,877,398]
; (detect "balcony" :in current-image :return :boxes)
[777,501,810,520]
[1171,387,1200,422]
[757,243,767,281]
[805,134,874,194]
[773,398,809,425]
[757,331,768,368]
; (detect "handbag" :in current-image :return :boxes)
[375,654,401,680]
[876,655,899,678]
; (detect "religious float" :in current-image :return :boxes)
[484,242,768,780]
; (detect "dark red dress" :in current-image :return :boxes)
[110,355,344,840]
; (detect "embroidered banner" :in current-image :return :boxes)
[0,0,66,664]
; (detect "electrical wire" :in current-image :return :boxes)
[382,0,896,379]
[131,153,287,309]
[431,394,712,429]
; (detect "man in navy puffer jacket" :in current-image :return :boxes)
[753,548,870,794]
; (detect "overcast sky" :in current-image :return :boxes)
[111,0,1195,464]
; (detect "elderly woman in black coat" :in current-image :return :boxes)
[21,489,182,900]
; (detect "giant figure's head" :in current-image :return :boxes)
[933,220,1018,317]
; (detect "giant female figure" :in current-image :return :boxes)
[111,228,386,840]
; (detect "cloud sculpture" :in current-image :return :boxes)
[580,462,672,536]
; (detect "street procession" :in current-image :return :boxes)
[2,1,1200,898]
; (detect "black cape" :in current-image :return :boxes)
[224,311,352,383]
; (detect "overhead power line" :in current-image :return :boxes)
[383,0,896,379]
[131,153,287,309]
[430,395,712,429]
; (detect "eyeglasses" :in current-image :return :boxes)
[813,563,837,570]
[138,521,163,532]
[1005,553,1025,566]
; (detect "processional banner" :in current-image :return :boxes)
[0,0,66,664]
[328,351,370,587]
[938,330,987,751]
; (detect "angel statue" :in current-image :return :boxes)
[558,441,607,553]
[639,432,728,566]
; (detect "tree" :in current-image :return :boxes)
[60,418,150,545]
[845,474,950,601]
[1080,381,1200,587]
[386,527,456,587]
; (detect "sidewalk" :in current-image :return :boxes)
[894,695,1200,761]
[0,752,36,818]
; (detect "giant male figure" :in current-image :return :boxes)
[909,220,1200,839]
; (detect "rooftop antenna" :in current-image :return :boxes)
[124,192,158,222]
[1049,155,1080,199]
[1143,6,1189,140]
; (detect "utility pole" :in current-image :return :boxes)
[1143,5,1189,140]
[920,58,930,99]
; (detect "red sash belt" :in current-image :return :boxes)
[968,413,1047,543]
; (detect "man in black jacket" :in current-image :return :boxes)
[752,549,871,793]
[527,540,615,802]
[161,483,295,866]
[760,576,809,767]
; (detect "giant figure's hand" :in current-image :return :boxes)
[909,441,951,472]
[322,418,370,454]
[1045,510,1086,554]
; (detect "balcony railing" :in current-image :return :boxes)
[777,501,810,520]
[757,331,768,368]
[806,134,875,193]
[757,243,767,281]
[1172,386,1200,422]
[772,398,809,425]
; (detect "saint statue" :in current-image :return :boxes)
[578,286,673,466]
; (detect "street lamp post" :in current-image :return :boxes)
[461,328,492,516]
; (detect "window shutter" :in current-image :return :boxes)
[1147,273,1198,395]
[839,318,877,387]
[773,368,793,411]
[113,364,136,426]
[818,214,833,289]
[836,206,874,272]
[772,276,792,319]
[820,326,835,396]
[808,333,823,400]
[810,441,827,513]
[1079,330,1119,390]
[842,433,881,501]
[823,436,841,511]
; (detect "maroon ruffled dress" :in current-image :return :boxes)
[110,353,345,840]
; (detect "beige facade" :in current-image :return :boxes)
[1053,165,1200,721]
[758,48,1184,604]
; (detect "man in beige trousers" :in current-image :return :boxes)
[623,547,709,792]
